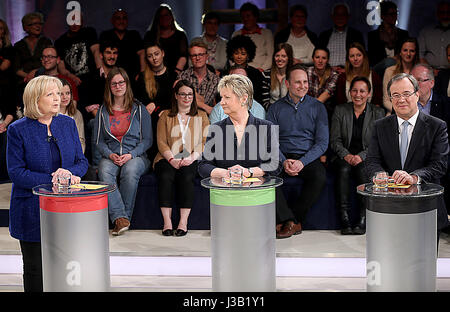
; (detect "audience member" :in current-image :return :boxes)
[318,3,365,72]
[192,12,228,74]
[99,9,145,81]
[225,35,264,104]
[232,2,274,71]
[94,67,152,236]
[135,42,176,161]
[434,44,450,97]
[274,5,317,65]
[266,64,329,239]
[418,1,450,70]
[144,4,188,75]
[54,14,101,116]
[209,65,265,124]
[383,38,419,114]
[59,78,85,153]
[7,75,88,292]
[261,43,293,110]
[154,80,209,236]
[307,47,340,121]
[178,39,220,115]
[330,76,385,235]
[35,46,79,104]
[367,1,409,68]
[0,19,15,181]
[335,42,383,107]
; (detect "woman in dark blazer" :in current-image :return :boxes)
[7,75,88,292]
[330,76,385,235]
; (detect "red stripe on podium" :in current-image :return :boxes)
[40,194,108,213]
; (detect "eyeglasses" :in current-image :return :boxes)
[41,55,58,60]
[111,80,126,88]
[27,22,43,27]
[178,92,194,98]
[416,78,431,83]
[190,52,207,59]
[390,91,416,100]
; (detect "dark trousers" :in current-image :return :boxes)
[278,159,327,224]
[19,241,43,292]
[333,158,368,222]
[154,159,197,208]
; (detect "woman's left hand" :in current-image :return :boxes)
[180,156,195,167]
[51,168,80,185]
[117,154,132,166]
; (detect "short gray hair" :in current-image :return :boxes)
[218,74,253,108]
[23,75,62,119]
[387,73,419,98]
[22,12,44,29]
[411,63,435,80]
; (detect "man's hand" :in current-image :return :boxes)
[283,159,304,176]
[392,170,416,185]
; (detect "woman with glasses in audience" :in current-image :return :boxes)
[335,42,383,107]
[261,43,294,110]
[59,78,85,153]
[330,76,385,235]
[135,42,176,161]
[382,37,419,114]
[7,75,88,292]
[154,80,209,237]
[94,67,152,236]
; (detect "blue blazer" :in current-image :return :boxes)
[7,115,88,242]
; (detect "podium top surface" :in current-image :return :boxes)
[32,181,116,197]
[357,183,443,199]
[200,176,283,190]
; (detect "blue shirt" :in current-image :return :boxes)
[266,94,329,166]
[417,91,433,116]
[209,100,266,124]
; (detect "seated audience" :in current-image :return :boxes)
[224,35,264,104]
[144,4,188,75]
[261,43,294,110]
[59,78,85,153]
[0,19,16,180]
[383,38,419,114]
[94,67,152,236]
[335,42,382,107]
[232,2,274,71]
[99,9,145,82]
[266,64,329,239]
[178,39,220,115]
[330,76,385,235]
[274,4,317,65]
[210,65,265,124]
[7,75,88,292]
[135,42,177,161]
[318,3,365,72]
[367,1,409,68]
[192,12,228,74]
[154,80,209,236]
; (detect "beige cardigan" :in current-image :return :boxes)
[153,109,210,167]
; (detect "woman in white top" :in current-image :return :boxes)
[59,78,85,153]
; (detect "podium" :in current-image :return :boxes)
[33,182,115,292]
[201,176,283,292]
[357,183,443,292]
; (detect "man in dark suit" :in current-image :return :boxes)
[366,73,449,233]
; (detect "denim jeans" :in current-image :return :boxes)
[98,155,150,223]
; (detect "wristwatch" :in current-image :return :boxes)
[248,167,254,178]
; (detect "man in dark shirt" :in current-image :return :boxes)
[99,9,144,83]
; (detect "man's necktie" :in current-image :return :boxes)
[400,120,410,168]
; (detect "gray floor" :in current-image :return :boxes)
[1,182,450,292]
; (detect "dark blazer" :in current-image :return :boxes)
[367,27,409,67]
[318,27,365,51]
[435,69,450,99]
[365,112,449,229]
[330,102,385,162]
[7,115,89,242]
[430,92,450,126]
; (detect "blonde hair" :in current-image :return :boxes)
[23,75,62,119]
[218,74,253,108]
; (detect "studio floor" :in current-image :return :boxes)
[1,182,450,292]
